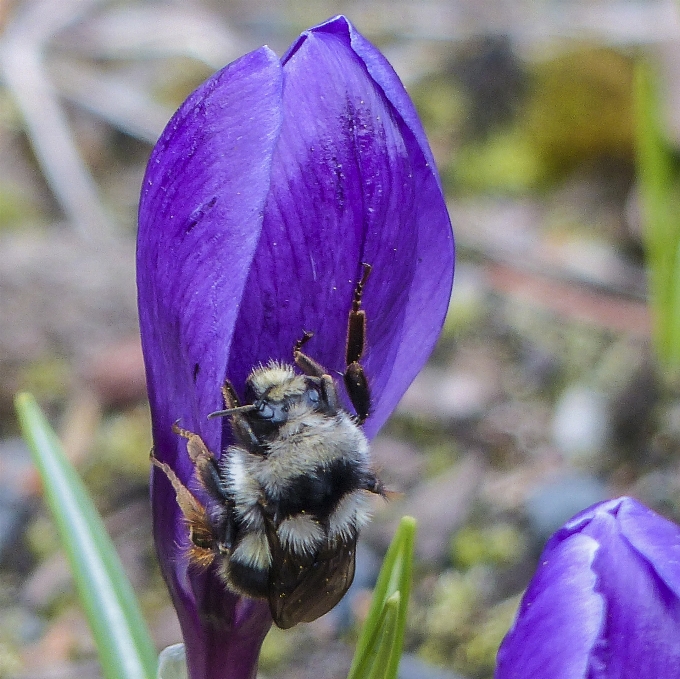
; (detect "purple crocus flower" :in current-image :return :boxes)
[496,497,680,679]
[137,15,453,679]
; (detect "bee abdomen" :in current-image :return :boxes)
[276,513,325,555]
[327,490,372,543]
[224,560,270,598]
[223,530,272,598]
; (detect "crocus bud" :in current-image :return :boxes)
[137,15,454,679]
[496,497,680,679]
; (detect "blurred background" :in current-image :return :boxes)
[1,0,679,678]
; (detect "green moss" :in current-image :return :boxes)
[523,46,635,178]
[456,596,519,676]
[0,640,23,677]
[25,514,61,561]
[452,524,527,570]
[424,442,460,478]
[412,77,467,136]
[445,44,635,194]
[443,287,486,339]
[417,567,520,678]
[425,570,480,637]
[450,128,544,194]
[153,57,215,109]
[411,74,468,194]
[0,184,40,230]
[17,358,72,401]
[383,414,455,450]
[79,405,152,498]
[503,300,615,391]
[94,405,153,479]
[258,625,296,673]
[417,568,488,673]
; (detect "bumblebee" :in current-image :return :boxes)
[152,264,387,629]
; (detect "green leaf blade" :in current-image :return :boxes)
[348,516,416,679]
[634,60,680,373]
[366,593,400,679]
[16,393,157,679]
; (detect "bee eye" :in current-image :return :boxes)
[305,386,321,408]
[253,400,288,426]
[256,402,275,419]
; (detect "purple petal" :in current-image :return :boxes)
[310,16,441,183]
[138,45,283,468]
[227,15,453,438]
[581,500,680,678]
[495,534,604,679]
[496,498,680,679]
[138,46,282,678]
[618,498,680,600]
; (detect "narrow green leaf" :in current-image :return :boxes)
[634,60,680,372]
[15,393,157,679]
[366,594,400,679]
[347,516,416,679]
[347,599,390,679]
[669,239,680,368]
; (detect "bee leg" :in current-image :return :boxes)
[292,333,344,414]
[293,331,325,377]
[221,379,240,408]
[172,422,227,501]
[362,469,400,500]
[212,500,236,554]
[220,380,264,452]
[360,469,383,496]
[344,263,372,424]
[150,450,217,568]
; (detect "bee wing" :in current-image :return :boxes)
[266,532,357,629]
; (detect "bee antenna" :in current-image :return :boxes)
[207,404,257,419]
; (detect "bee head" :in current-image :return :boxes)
[242,361,319,439]
[208,361,327,442]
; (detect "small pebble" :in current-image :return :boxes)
[399,653,468,679]
[552,385,611,464]
[0,438,34,565]
[525,473,608,544]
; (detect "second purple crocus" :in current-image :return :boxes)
[137,15,454,679]
[496,496,680,679]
